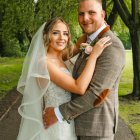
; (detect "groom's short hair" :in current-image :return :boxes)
[78,0,103,10]
[79,0,102,4]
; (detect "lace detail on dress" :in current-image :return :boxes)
[44,68,71,107]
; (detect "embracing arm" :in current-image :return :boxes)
[47,37,111,95]
[59,41,125,121]
[48,51,97,95]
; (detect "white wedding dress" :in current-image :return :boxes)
[17,23,77,140]
[40,68,77,140]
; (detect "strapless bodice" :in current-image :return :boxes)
[44,68,71,107]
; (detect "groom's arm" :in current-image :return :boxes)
[43,38,125,127]
[59,41,125,121]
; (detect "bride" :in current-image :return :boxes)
[16,17,111,140]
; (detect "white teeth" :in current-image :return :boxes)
[57,42,64,45]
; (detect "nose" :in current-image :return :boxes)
[83,13,90,22]
[59,33,64,39]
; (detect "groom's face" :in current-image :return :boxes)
[78,0,105,35]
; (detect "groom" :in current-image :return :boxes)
[43,0,125,139]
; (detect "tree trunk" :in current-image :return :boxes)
[107,4,118,29]
[130,28,140,99]
[112,0,140,99]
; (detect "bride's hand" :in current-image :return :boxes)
[91,36,112,58]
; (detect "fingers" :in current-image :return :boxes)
[95,36,111,48]
[98,36,111,44]
[43,108,50,129]
[91,36,112,57]
[80,43,90,50]
[99,36,111,41]
[43,107,58,129]
[43,110,47,128]
[104,42,112,48]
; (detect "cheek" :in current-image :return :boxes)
[50,37,56,44]
[49,40,56,48]
[65,36,69,43]
[49,40,53,46]
[93,15,103,21]
[91,15,97,21]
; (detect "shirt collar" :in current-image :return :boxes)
[87,23,107,44]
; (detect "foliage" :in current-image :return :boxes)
[0,57,24,99]
[103,0,131,49]
[0,0,35,56]
[113,17,131,50]
[0,0,132,57]
[112,0,132,50]
[0,0,81,57]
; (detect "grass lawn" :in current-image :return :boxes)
[119,50,140,140]
[0,57,23,100]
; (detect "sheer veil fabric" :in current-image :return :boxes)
[17,23,50,140]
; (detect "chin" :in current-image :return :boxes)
[84,30,93,35]
[83,28,92,34]
[58,46,66,50]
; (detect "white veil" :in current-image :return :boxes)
[17,23,50,140]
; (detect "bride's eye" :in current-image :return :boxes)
[52,31,59,35]
[64,32,69,36]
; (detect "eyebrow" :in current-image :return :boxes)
[79,10,96,13]
[52,30,68,32]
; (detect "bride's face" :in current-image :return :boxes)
[49,21,69,52]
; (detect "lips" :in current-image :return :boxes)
[56,42,65,46]
[82,23,92,28]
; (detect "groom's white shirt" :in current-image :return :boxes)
[54,23,107,123]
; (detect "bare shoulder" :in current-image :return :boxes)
[46,58,68,75]
[46,58,59,70]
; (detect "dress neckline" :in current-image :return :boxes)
[60,67,68,71]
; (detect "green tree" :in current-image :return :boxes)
[103,0,131,50]
[0,0,7,56]
[1,0,36,56]
[113,0,140,99]
[0,0,80,56]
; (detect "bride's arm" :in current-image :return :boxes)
[62,34,87,61]
[48,36,111,95]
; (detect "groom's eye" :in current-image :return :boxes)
[88,10,96,15]
[78,12,84,16]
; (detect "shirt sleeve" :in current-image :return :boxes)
[54,107,63,123]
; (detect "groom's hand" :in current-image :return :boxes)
[43,107,58,129]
